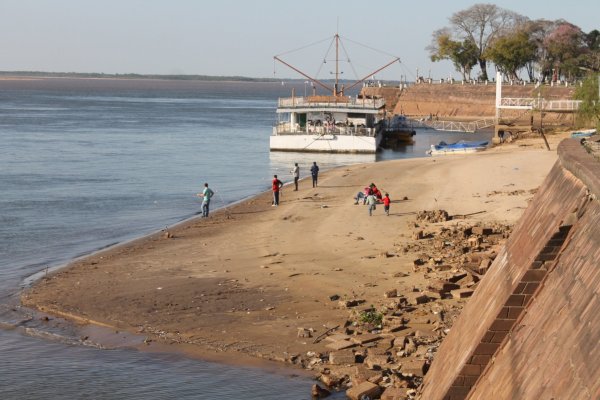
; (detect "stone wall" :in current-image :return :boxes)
[362,84,576,121]
[418,137,600,400]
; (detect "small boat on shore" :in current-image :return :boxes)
[571,129,596,138]
[427,140,488,156]
[271,33,401,154]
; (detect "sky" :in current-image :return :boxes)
[1,0,598,81]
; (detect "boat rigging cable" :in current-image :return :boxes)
[273,33,401,96]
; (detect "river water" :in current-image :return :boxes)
[0,78,492,399]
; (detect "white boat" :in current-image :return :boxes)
[270,34,399,154]
[271,95,386,153]
[426,140,489,156]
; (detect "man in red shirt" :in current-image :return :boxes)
[272,174,283,206]
[383,193,391,216]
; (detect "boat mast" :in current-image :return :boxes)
[334,33,339,97]
[274,33,400,97]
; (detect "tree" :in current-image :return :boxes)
[581,29,600,72]
[574,74,599,128]
[544,23,587,81]
[448,3,526,81]
[428,29,479,80]
[485,30,537,81]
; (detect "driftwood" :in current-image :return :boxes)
[312,325,340,344]
[451,210,486,219]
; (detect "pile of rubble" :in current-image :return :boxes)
[292,211,513,399]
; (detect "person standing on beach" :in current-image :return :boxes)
[365,192,377,216]
[310,162,319,188]
[272,174,283,206]
[197,183,214,217]
[291,163,299,191]
[383,193,391,216]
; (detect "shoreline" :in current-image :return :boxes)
[19,134,567,383]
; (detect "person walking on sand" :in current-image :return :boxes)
[310,161,319,188]
[291,163,299,191]
[272,174,283,206]
[383,193,391,216]
[365,192,377,216]
[197,183,214,217]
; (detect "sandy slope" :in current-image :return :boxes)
[21,134,564,365]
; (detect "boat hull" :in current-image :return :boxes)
[428,147,487,156]
[270,134,382,153]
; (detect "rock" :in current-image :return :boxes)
[384,288,398,298]
[325,340,356,351]
[381,386,408,400]
[367,372,384,384]
[346,381,381,400]
[412,230,424,240]
[468,236,482,248]
[351,365,381,386]
[479,258,492,274]
[297,328,312,338]
[405,292,429,305]
[329,350,356,365]
[428,279,461,293]
[383,316,405,331]
[351,333,382,345]
[319,372,342,388]
[404,338,417,355]
[329,294,340,301]
[364,354,390,370]
[339,299,364,308]
[325,333,351,342]
[311,383,331,398]
[401,359,426,377]
[451,288,475,298]
[472,226,493,235]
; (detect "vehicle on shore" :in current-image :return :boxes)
[426,140,489,156]
[271,34,402,154]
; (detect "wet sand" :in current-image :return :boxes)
[20,134,565,368]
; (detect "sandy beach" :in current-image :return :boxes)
[21,134,564,373]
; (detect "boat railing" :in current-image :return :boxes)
[274,122,376,137]
[277,96,385,109]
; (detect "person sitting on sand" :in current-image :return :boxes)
[354,186,370,205]
[372,186,383,201]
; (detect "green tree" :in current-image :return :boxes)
[429,29,479,80]
[485,30,537,81]
[574,74,600,128]
[581,29,600,72]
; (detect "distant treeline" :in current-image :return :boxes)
[0,71,399,86]
[0,71,281,82]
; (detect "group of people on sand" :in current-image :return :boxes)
[354,183,391,216]
[272,161,320,206]
[198,162,321,215]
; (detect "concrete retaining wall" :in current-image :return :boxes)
[419,137,600,400]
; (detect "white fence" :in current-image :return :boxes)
[500,98,582,111]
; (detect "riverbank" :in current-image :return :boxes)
[20,134,566,385]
